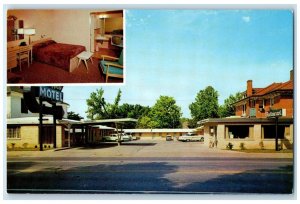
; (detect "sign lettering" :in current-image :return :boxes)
[39,87,63,102]
[267,109,282,118]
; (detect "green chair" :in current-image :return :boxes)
[99,50,123,83]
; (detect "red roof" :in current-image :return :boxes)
[253,80,293,96]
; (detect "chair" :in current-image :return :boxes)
[17,46,30,71]
[99,50,123,83]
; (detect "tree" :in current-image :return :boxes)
[67,111,83,121]
[107,89,122,119]
[151,96,182,128]
[118,103,150,119]
[219,92,243,118]
[137,96,182,128]
[86,88,150,127]
[189,86,219,122]
[137,115,159,129]
[86,88,109,120]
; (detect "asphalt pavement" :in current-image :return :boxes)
[6,140,294,195]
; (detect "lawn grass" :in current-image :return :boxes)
[228,149,293,153]
[7,147,54,151]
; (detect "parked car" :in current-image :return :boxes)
[178,132,204,142]
[166,135,173,141]
[121,133,132,141]
[103,134,119,142]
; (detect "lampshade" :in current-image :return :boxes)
[17,28,24,34]
[24,28,36,35]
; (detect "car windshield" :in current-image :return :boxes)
[186,133,197,136]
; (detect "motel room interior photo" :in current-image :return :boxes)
[6,9,124,84]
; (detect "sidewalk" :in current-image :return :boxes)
[6,140,293,159]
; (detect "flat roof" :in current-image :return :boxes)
[198,117,294,125]
[7,117,137,126]
[7,116,55,125]
[83,118,138,124]
[123,129,195,133]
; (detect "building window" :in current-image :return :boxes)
[270,98,275,107]
[226,125,253,139]
[209,126,214,136]
[259,99,265,111]
[250,100,256,108]
[262,125,287,139]
[242,104,246,116]
[21,98,28,114]
[7,126,21,139]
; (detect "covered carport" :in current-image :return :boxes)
[59,118,138,147]
[81,118,138,146]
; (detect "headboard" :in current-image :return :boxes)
[31,37,52,46]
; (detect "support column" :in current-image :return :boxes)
[67,123,71,148]
[275,117,279,151]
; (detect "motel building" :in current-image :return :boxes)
[6,87,119,150]
[198,71,294,150]
[123,129,198,140]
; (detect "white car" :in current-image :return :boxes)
[103,134,119,142]
[178,132,204,142]
[121,133,132,141]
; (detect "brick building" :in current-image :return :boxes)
[234,70,293,118]
[199,70,294,150]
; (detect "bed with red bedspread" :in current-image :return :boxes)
[32,39,85,72]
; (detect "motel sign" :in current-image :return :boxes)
[267,109,283,118]
[39,87,63,102]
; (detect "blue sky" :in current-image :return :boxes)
[64,9,293,119]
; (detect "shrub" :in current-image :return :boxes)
[239,142,245,150]
[259,141,264,150]
[226,142,233,150]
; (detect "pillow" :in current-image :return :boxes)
[44,40,56,46]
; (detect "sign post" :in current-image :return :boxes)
[267,109,282,151]
[39,97,43,151]
[37,87,64,151]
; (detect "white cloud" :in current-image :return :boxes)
[242,16,251,23]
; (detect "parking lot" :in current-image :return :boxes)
[7,139,293,159]
[6,139,294,194]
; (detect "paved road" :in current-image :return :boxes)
[7,156,293,194]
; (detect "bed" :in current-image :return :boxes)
[31,38,86,72]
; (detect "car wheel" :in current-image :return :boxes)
[187,139,190,142]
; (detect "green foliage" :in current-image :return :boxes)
[137,116,159,128]
[86,88,150,128]
[67,111,84,121]
[118,103,150,119]
[219,92,243,118]
[189,86,219,121]
[137,96,182,128]
[86,88,109,120]
[187,118,198,128]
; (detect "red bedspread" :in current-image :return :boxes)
[33,40,85,71]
